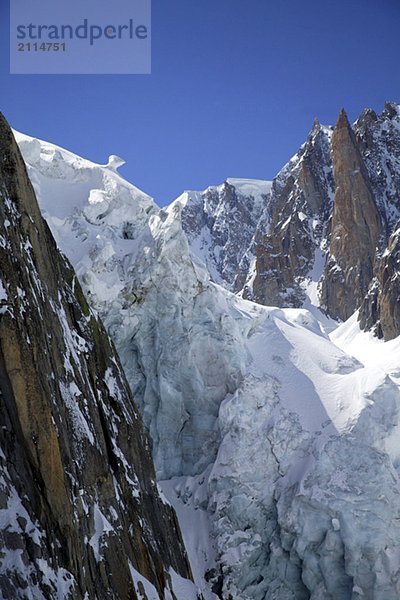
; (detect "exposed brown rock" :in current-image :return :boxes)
[354,102,400,237]
[248,120,333,307]
[251,181,314,307]
[359,222,400,340]
[320,109,382,321]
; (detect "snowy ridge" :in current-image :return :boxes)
[15,128,400,599]
[225,178,272,207]
[13,130,158,304]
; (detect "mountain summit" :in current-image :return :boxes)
[174,103,400,342]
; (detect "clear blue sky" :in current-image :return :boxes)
[1,0,399,206]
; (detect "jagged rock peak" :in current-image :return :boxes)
[245,115,334,308]
[335,107,351,129]
[175,102,400,332]
[383,101,400,119]
[320,105,382,321]
[170,177,271,290]
[359,219,400,341]
[310,116,321,134]
[356,106,378,126]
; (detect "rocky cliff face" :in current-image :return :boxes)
[173,103,400,342]
[171,104,400,343]
[320,110,382,321]
[0,115,194,599]
[354,102,400,234]
[173,120,334,313]
[248,120,334,307]
[356,103,400,340]
[359,221,400,341]
[172,179,271,289]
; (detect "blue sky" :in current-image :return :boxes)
[1,0,400,206]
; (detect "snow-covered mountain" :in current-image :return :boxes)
[12,105,400,599]
[174,119,334,311]
[176,103,400,343]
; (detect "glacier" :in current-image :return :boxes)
[14,129,400,599]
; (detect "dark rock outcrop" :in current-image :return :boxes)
[320,110,382,321]
[353,102,400,339]
[248,119,334,307]
[355,102,400,236]
[0,114,192,598]
[359,222,400,340]
[177,179,268,289]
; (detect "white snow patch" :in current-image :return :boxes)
[88,504,114,562]
[160,476,218,600]
[129,563,160,599]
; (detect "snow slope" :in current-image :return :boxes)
[15,130,400,599]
